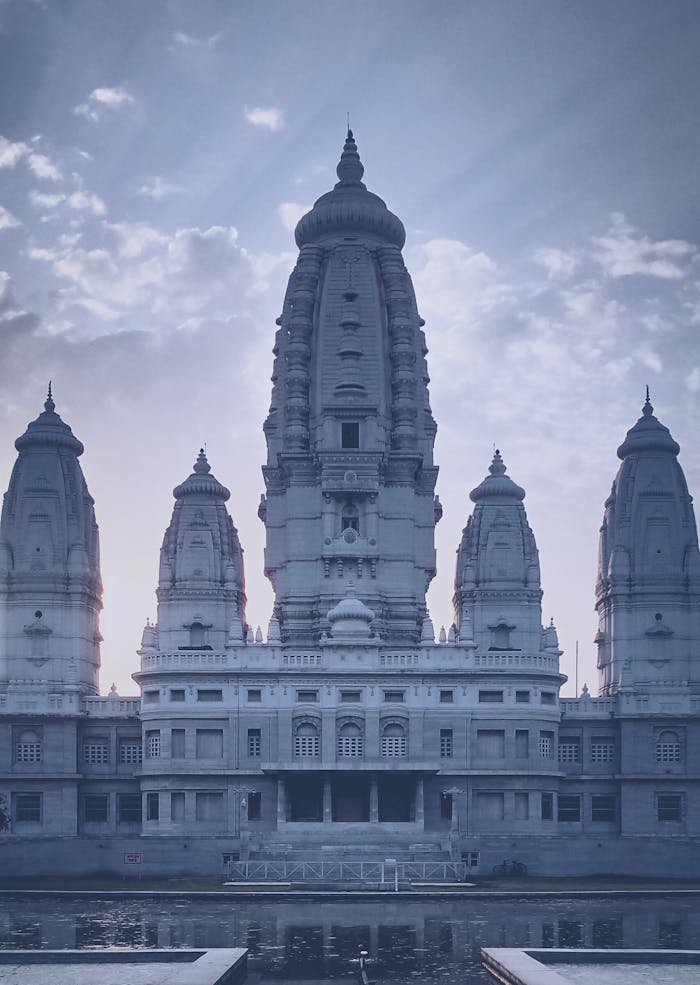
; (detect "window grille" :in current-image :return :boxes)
[119,741,143,765]
[83,741,109,765]
[440,728,453,758]
[248,729,261,757]
[539,732,554,758]
[145,731,161,758]
[656,731,681,763]
[15,742,42,763]
[558,740,581,764]
[337,723,363,758]
[591,739,615,763]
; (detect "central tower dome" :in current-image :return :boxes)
[260,131,439,645]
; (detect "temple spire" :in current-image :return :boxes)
[643,384,653,417]
[336,128,365,187]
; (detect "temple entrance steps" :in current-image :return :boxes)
[248,841,450,862]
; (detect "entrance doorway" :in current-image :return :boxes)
[378,776,414,822]
[332,775,369,821]
[287,776,323,821]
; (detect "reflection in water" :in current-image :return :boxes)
[0,895,699,984]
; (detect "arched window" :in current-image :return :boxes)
[656,730,681,763]
[15,729,42,763]
[491,622,511,649]
[337,721,363,758]
[189,621,205,647]
[341,504,359,533]
[294,722,320,758]
[381,722,407,758]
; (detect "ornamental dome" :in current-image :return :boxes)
[326,585,375,640]
[15,384,84,455]
[294,130,406,248]
[173,449,231,501]
[617,390,681,460]
[469,450,525,503]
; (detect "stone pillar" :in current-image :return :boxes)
[370,774,379,823]
[323,774,332,822]
[276,778,286,825]
[415,776,424,827]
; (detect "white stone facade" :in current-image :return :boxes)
[0,134,699,878]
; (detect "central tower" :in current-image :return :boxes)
[260,131,439,645]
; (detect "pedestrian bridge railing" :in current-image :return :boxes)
[224,859,465,884]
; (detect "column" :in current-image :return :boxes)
[370,774,379,823]
[415,776,424,827]
[323,774,332,822]
[276,778,286,825]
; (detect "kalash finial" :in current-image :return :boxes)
[489,448,506,476]
[642,384,653,417]
[44,380,55,413]
[194,448,211,475]
[336,126,365,186]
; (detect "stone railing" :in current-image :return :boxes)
[82,695,141,716]
[559,697,616,716]
[472,652,559,671]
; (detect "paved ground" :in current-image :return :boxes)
[1,875,699,894]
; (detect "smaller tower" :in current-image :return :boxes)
[454,451,548,658]
[151,450,246,654]
[596,394,700,694]
[0,387,102,697]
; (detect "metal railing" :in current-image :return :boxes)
[223,859,465,885]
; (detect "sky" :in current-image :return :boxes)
[1,0,699,696]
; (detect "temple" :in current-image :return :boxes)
[0,134,699,879]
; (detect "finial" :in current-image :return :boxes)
[194,448,211,474]
[489,448,506,476]
[642,384,653,417]
[44,380,55,413]
[336,128,364,186]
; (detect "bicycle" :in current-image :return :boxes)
[491,859,528,876]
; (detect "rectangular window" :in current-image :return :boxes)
[170,689,186,702]
[591,794,616,822]
[541,692,556,705]
[383,690,405,703]
[247,791,261,821]
[248,728,261,757]
[541,792,554,820]
[440,792,453,819]
[515,690,530,704]
[440,728,453,758]
[337,734,363,757]
[381,735,407,757]
[464,851,480,868]
[296,690,318,703]
[84,794,108,823]
[477,729,505,758]
[340,690,362,703]
[515,730,529,758]
[341,421,360,449]
[196,729,223,759]
[195,791,224,822]
[479,690,503,703]
[657,793,683,822]
[294,734,320,757]
[539,731,554,758]
[247,689,262,703]
[145,730,160,758]
[558,738,581,764]
[475,791,504,821]
[15,741,42,763]
[171,728,185,758]
[118,793,142,823]
[591,738,616,764]
[197,689,223,702]
[439,690,454,704]
[557,794,581,822]
[14,793,41,823]
[171,791,185,821]
[119,740,143,765]
[143,690,159,704]
[514,792,529,820]
[83,740,109,765]
[146,792,160,821]
[656,740,681,763]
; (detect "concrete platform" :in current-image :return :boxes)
[0,948,247,985]
[481,948,700,985]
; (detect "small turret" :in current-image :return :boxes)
[153,450,246,655]
[0,387,102,695]
[596,394,700,694]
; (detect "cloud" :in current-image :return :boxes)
[170,30,222,49]
[0,136,61,181]
[0,206,20,230]
[278,202,311,232]
[29,189,106,216]
[136,176,183,200]
[593,213,697,279]
[533,247,578,280]
[244,106,285,132]
[106,221,167,259]
[73,86,135,123]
